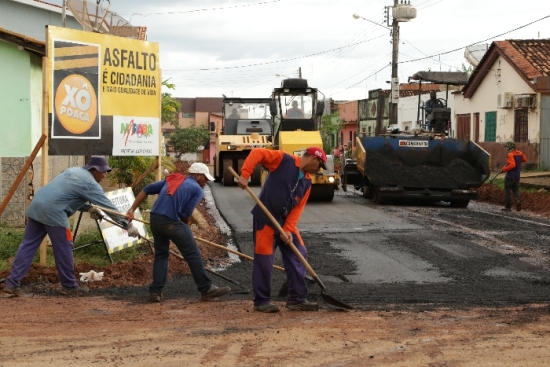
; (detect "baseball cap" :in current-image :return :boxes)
[84,156,112,173]
[306,147,327,170]
[188,162,215,181]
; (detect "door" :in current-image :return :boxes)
[456,114,471,140]
[541,96,550,169]
[485,111,497,142]
[473,113,480,142]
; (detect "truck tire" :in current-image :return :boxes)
[222,159,234,186]
[362,186,373,199]
[213,156,221,182]
[372,188,385,204]
[450,199,469,208]
[250,165,262,186]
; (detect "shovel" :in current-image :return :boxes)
[489,169,503,184]
[228,166,353,310]
[93,205,286,273]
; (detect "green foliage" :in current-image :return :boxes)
[162,79,181,126]
[0,223,150,271]
[461,62,474,77]
[169,125,211,159]
[0,224,24,271]
[319,112,344,153]
[107,156,176,200]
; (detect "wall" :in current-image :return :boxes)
[0,0,81,42]
[0,41,34,157]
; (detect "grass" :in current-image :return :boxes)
[486,178,549,194]
[0,223,150,272]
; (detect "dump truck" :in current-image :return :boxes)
[266,78,340,202]
[213,97,272,186]
[342,71,490,207]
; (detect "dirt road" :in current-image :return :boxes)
[1,295,550,366]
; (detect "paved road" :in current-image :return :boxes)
[208,182,550,310]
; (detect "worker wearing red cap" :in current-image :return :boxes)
[236,146,327,313]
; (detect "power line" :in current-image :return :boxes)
[399,14,550,65]
[128,0,281,22]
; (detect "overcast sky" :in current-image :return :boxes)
[52,0,549,100]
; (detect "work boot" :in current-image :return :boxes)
[254,302,280,313]
[60,285,89,296]
[501,207,511,212]
[200,285,231,301]
[3,285,22,297]
[516,200,522,212]
[286,300,320,311]
[149,292,164,303]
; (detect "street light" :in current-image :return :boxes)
[351,13,390,30]
[353,2,416,127]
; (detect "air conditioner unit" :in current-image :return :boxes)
[497,92,513,108]
[515,94,537,109]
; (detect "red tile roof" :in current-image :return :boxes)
[463,39,550,98]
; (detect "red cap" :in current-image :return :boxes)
[306,147,327,169]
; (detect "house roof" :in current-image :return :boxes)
[0,26,45,56]
[462,39,550,98]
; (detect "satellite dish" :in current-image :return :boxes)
[197,145,205,151]
[66,0,139,39]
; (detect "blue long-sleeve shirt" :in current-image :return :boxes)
[145,176,203,222]
[27,167,129,229]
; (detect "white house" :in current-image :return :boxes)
[454,39,550,170]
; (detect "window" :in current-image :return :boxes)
[484,111,496,142]
[514,109,528,143]
[182,112,195,118]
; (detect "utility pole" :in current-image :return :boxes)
[390,0,399,127]
[387,1,416,127]
[298,67,302,78]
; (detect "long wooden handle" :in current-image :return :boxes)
[228,166,319,280]
[195,237,285,272]
[92,205,150,225]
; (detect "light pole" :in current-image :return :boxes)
[386,1,416,126]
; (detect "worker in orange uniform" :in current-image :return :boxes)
[236,147,327,313]
[501,141,527,212]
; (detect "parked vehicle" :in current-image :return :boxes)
[267,78,340,201]
[214,97,272,186]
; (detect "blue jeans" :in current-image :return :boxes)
[149,213,211,294]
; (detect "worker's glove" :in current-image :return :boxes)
[88,207,104,221]
[126,224,141,238]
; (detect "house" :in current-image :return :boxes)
[162,97,223,164]
[455,39,550,170]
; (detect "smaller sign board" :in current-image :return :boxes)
[399,140,429,147]
[98,188,148,253]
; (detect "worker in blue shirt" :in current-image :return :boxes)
[126,162,231,303]
[3,156,137,297]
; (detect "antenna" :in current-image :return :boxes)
[66,0,139,39]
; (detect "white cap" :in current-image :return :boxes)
[188,162,215,181]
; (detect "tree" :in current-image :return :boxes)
[168,125,211,159]
[319,112,344,154]
[461,62,474,78]
[161,79,181,126]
